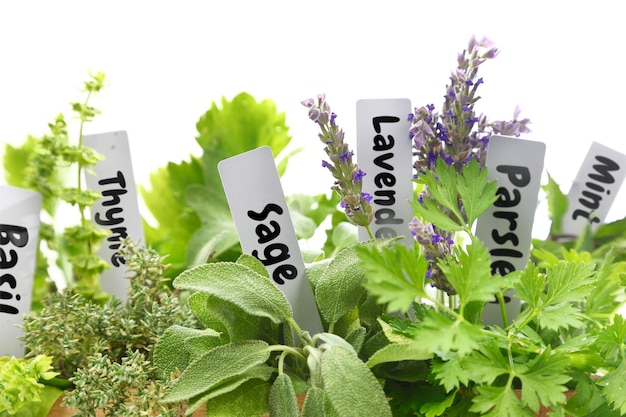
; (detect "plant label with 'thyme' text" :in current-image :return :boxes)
[84,131,145,302]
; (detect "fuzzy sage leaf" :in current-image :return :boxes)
[161,340,271,404]
[269,373,299,417]
[321,345,392,417]
[174,262,293,324]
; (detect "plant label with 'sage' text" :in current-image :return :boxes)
[475,135,546,326]
[218,146,324,335]
[356,98,414,245]
[561,141,626,237]
[0,186,42,357]
[84,131,145,301]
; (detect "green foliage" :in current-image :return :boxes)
[0,355,59,416]
[2,72,110,302]
[153,241,396,416]
[357,160,626,416]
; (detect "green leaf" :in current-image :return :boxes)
[470,385,532,416]
[592,314,626,367]
[186,364,274,414]
[457,157,498,227]
[301,386,325,417]
[411,196,465,232]
[438,238,502,306]
[431,354,471,392]
[542,173,569,237]
[141,157,204,278]
[358,242,429,313]
[597,361,626,415]
[416,310,486,356]
[366,341,433,368]
[314,238,398,323]
[269,374,299,417]
[162,340,271,403]
[321,345,392,417]
[516,349,571,412]
[414,158,465,226]
[174,262,293,324]
[199,378,271,417]
[154,325,221,379]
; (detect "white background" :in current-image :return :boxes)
[1,1,624,238]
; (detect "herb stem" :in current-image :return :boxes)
[497,292,509,328]
[270,345,307,363]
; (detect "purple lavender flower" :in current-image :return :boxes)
[302,94,374,229]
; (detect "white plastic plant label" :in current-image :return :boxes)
[561,141,626,237]
[356,98,414,245]
[218,146,324,335]
[0,186,42,357]
[474,135,546,326]
[83,131,145,301]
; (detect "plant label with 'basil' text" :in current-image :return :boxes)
[84,131,145,301]
[218,146,324,335]
[475,135,546,326]
[561,141,626,237]
[356,99,414,245]
[0,186,42,357]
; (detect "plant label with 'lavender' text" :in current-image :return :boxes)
[475,135,546,326]
[356,99,414,245]
[561,141,626,236]
[0,186,42,357]
[84,131,145,301]
[218,146,324,335]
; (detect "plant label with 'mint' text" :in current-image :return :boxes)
[475,135,546,326]
[561,141,626,237]
[218,146,324,335]
[84,131,145,302]
[0,186,42,357]
[356,98,414,245]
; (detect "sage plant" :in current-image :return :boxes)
[411,36,531,294]
[302,94,375,237]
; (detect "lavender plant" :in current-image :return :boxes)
[301,94,375,238]
[410,36,531,294]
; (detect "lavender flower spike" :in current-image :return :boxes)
[301,94,374,229]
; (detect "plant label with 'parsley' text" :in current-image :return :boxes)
[475,135,546,326]
[84,131,145,301]
[218,146,324,335]
[561,141,626,237]
[0,186,42,357]
[356,99,414,245]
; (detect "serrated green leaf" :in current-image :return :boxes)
[315,238,398,323]
[420,391,457,417]
[416,158,463,220]
[269,373,299,417]
[321,345,392,417]
[464,341,511,384]
[416,311,486,356]
[516,349,571,412]
[470,385,532,416]
[438,238,502,307]
[411,196,465,232]
[358,242,429,313]
[457,157,498,227]
[592,314,626,367]
[162,340,271,403]
[431,354,471,392]
[174,262,293,323]
[537,303,585,331]
[597,361,626,415]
